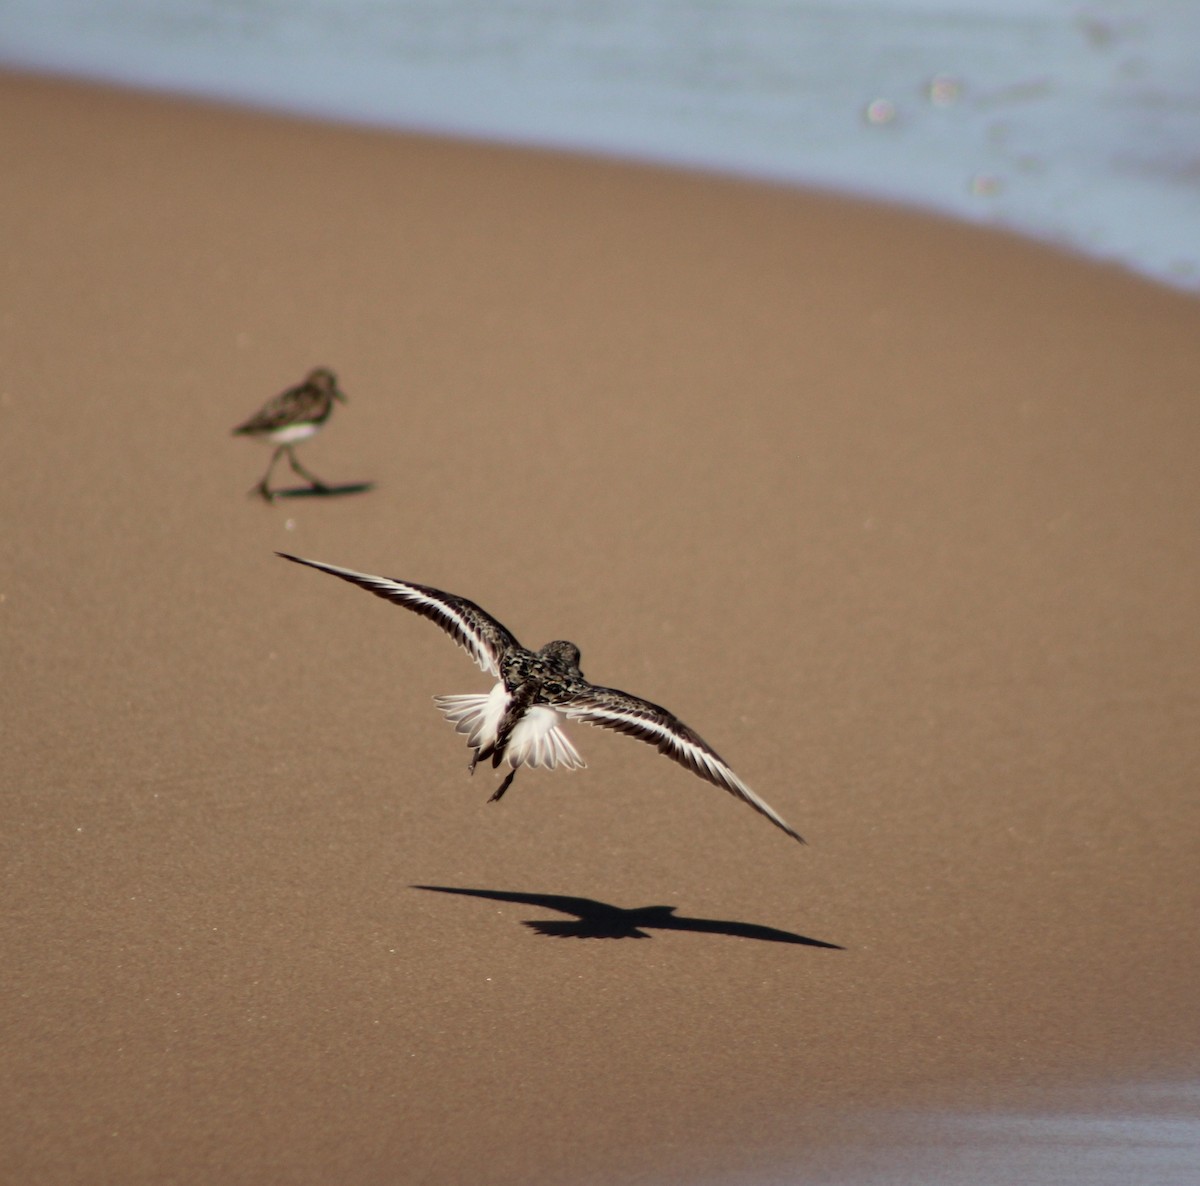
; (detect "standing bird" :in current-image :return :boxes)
[277,552,805,844]
[233,367,347,500]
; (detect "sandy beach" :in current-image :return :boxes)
[2,71,1198,1184]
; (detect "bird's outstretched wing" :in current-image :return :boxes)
[277,553,520,676]
[560,686,804,843]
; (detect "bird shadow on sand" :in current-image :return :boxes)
[414,885,843,948]
[264,481,375,501]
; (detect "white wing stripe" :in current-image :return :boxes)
[561,702,800,840]
[353,576,498,675]
[281,556,504,676]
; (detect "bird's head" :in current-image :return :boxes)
[307,367,346,401]
[539,640,583,675]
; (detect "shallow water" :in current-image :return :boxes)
[3,1,1199,294]
[775,1080,1200,1185]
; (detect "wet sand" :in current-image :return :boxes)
[2,72,1198,1185]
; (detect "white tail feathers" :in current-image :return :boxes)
[434,686,508,751]
[433,688,585,771]
[506,706,586,770]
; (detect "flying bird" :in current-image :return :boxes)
[233,367,347,500]
[277,553,805,844]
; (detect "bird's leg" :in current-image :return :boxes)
[468,749,480,774]
[489,699,528,769]
[285,445,331,492]
[482,685,530,798]
[252,445,286,501]
[489,770,517,803]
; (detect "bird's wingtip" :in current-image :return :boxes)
[276,551,323,572]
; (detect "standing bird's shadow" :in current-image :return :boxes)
[414,885,843,947]
[267,481,374,500]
